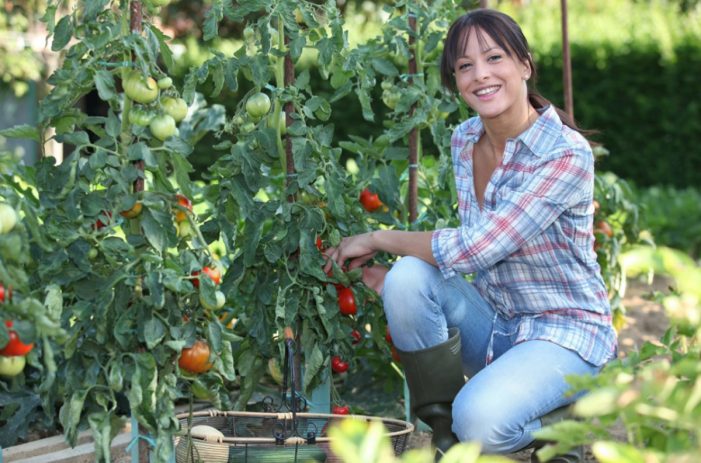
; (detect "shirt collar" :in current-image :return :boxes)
[458,105,562,158]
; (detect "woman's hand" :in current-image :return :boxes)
[323,232,377,274]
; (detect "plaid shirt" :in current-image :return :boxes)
[432,105,617,367]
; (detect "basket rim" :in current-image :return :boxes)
[175,408,415,445]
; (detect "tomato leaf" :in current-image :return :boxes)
[371,58,399,76]
[0,124,40,142]
[51,15,73,51]
[93,70,116,101]
[144,317,166,349]
[203,0,223,42]
[146,25,174,72]
[302,340,324,392]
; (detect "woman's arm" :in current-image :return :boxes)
[323,230,436,273]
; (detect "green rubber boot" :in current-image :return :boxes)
[530,405,583,463]
[396,328,465,458]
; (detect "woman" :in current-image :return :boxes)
[325,8,616,462]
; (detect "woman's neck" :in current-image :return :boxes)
[481,103,538,153]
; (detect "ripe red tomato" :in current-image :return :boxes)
[316,236,323,251]
[192,265,222,288]
[0,321,34,356]
[385,326,393,344]
[174,194,192,223]
[359,188,382,212]
[331,355,349,374]
[332,405,350,415]
[337,287,356,316]
[93,211,112,230]
[178,340,212,374]
[351,329,361,345]
[0,283,11,303]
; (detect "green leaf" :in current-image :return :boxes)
[371,58,399,76]
[0,124,40,142]
[52,15,73,51]
[302,343,324,392]
[94,70,116,101]
[147,26,174,72]
[140,208,169,253]
[203,0,224,41]
[81,0,110,21]
[144,317,166,349]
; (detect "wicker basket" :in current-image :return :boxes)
[174,408,414,463]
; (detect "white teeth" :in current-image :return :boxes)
[475,86,499,96]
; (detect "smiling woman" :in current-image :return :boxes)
[324,8,610,462]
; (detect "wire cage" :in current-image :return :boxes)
[173,408,414,462]
[174,328,413,462]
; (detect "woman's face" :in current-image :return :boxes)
[453,28,530,120]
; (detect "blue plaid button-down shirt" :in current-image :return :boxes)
[432,105,617,367]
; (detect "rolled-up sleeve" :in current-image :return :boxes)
[432,146,593,279]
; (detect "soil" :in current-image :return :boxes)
[407,275,673,462]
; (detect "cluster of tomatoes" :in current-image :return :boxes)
[232,91,273,135]
[0,317,34,378]
[179,263,226,375]
[0,203,30,377]
[123,70,188,141]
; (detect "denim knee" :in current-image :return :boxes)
[452,393,529,454]
[382,256,445,350]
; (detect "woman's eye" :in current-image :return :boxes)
[458,62,472,71]
[487,54,502,62]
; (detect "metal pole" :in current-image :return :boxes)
[561,0,574,119]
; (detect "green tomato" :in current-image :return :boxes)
[245,92,271,119]
[0,355,26,377]
[149,114,177,141]
[382,89,400,110]
[240,122,256,134]
[87,248,99,260]
[0,203,18,234]
[157,77,173,89]
[123,71,159,104]
[161,97,188,122]
[268,111,286,135]
[200,290,226,311]
[128,107,154,127]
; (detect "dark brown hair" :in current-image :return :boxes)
[440,8,589,135]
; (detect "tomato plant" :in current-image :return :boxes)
[331,356,349,374]
[174,193,192,223]
[192,265,222,288]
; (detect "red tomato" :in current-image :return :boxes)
[337,287,356,316]
[192,265,222,288]
[359,188,382,212]
[0,321,34,356]
[331,355,349,374]
[178,340,212,374]
[390,346,401,363]
[351,329,361,345]
[93,211,112,230]
[385,326,393,344]
[332,405,350,415]
[174,194,192,223]
[0,283,11,303]
[316,236,323,251]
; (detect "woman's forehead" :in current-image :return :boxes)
[458,27,502,56]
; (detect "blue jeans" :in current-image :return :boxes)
[382,256,599,454]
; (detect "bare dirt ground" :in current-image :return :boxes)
[408,276,672,462]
